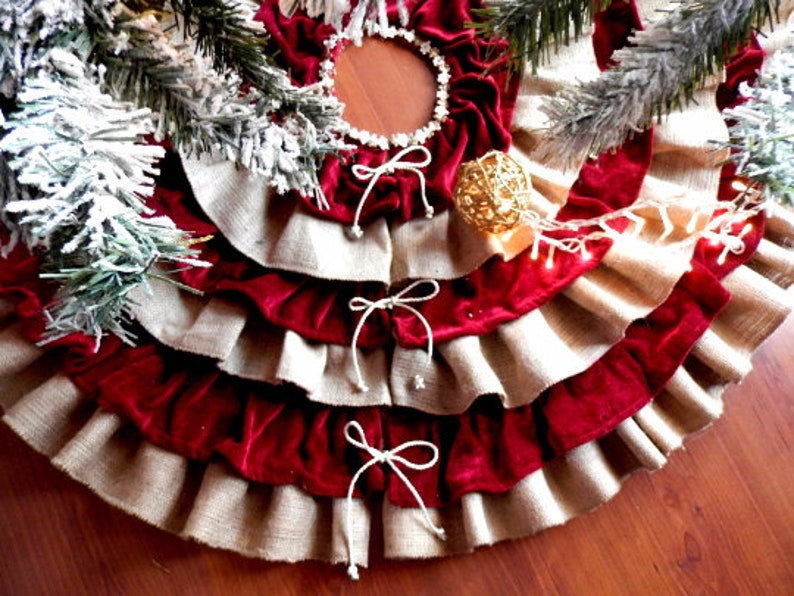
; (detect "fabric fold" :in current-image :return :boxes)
[4,206,789,509]
[131,202,697,414]
[2,293,789,565]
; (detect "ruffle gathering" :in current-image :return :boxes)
[2,199,791,509]
[2,0,794,573]
[132,0,737,416]
[1,226,791,566]
[129,221,704,413]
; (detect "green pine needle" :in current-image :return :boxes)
[470,0,612,79]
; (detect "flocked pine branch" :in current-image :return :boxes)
[470,0,611,78]
[87,1,350,202]
[279,0,351,29]
[0,39,208,344]
[171,0,344,130]
[0,0,85,98]
[537,0,778,166]
[0,0,353,343]
[720,33,794,207]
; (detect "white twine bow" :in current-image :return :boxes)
[349,145,434,238]
[343,420,445,580]
[348,279,440,392]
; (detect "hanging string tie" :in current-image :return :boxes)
[349,145,434,239]
[348,279,440,393]
[343,420,445,580]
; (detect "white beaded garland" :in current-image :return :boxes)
[320,26,451,150]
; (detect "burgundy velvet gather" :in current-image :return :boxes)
[255,0,518,225]
[156,129,651,349]
[0,238,735,508]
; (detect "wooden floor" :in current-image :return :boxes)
[3,30,794,596]
[1,313,792,595]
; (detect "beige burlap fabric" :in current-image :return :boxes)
[2,0,794,570]
[2,227,792,564]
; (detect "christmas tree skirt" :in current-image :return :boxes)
[2,0,794,576]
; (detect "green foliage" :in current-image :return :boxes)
[0,37,205,344]
[721,37,794,207]
[470,0,611,78]
[537,0,779,165]
[0,0,349,342]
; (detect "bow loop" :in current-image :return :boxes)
[349,145,434,238]
[386,440,440,471]
[343,421,445,580]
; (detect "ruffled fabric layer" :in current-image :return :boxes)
[2,0,794,573]
[130,220,702,413]
[178,130,651,286]
[139,0,723,416]
[2,204,792,508]
[1,237,791,567]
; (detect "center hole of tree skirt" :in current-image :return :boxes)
[334,37,438,138]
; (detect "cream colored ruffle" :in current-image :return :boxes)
[130,211,703,413]
[3,0,794,574]
[181,154,540,284]
[2,254,791,568]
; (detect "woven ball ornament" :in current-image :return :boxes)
[452,150,533,234]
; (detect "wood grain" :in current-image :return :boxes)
[2,38,794,596]
[334,37,438,137]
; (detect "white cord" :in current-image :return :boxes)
[343,420,446,580]
[348,279,440,392]
[349,145,434,238]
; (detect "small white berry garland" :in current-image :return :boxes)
[319,26,451,150]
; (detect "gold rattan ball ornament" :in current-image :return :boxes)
[452,150,532,234]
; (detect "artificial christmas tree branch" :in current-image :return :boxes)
[470,0,611,78]
[720,33,794,207]
[88,1,350,200]
[0,0,350,342]
[0,39,206,345]
[278,0,413,40]
[535,0,779,165]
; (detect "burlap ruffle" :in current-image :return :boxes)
[1,237,791,567]
[180,1,725,287]
[130,218,702,413]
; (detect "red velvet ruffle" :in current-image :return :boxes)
[0,239,736,508]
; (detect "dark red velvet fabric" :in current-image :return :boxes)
[0,241,728,506]
[0,3,768,509]
[255,0,518,225]
[155,127,651,349]
[592,0,643,70]
[144,0,654,349]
